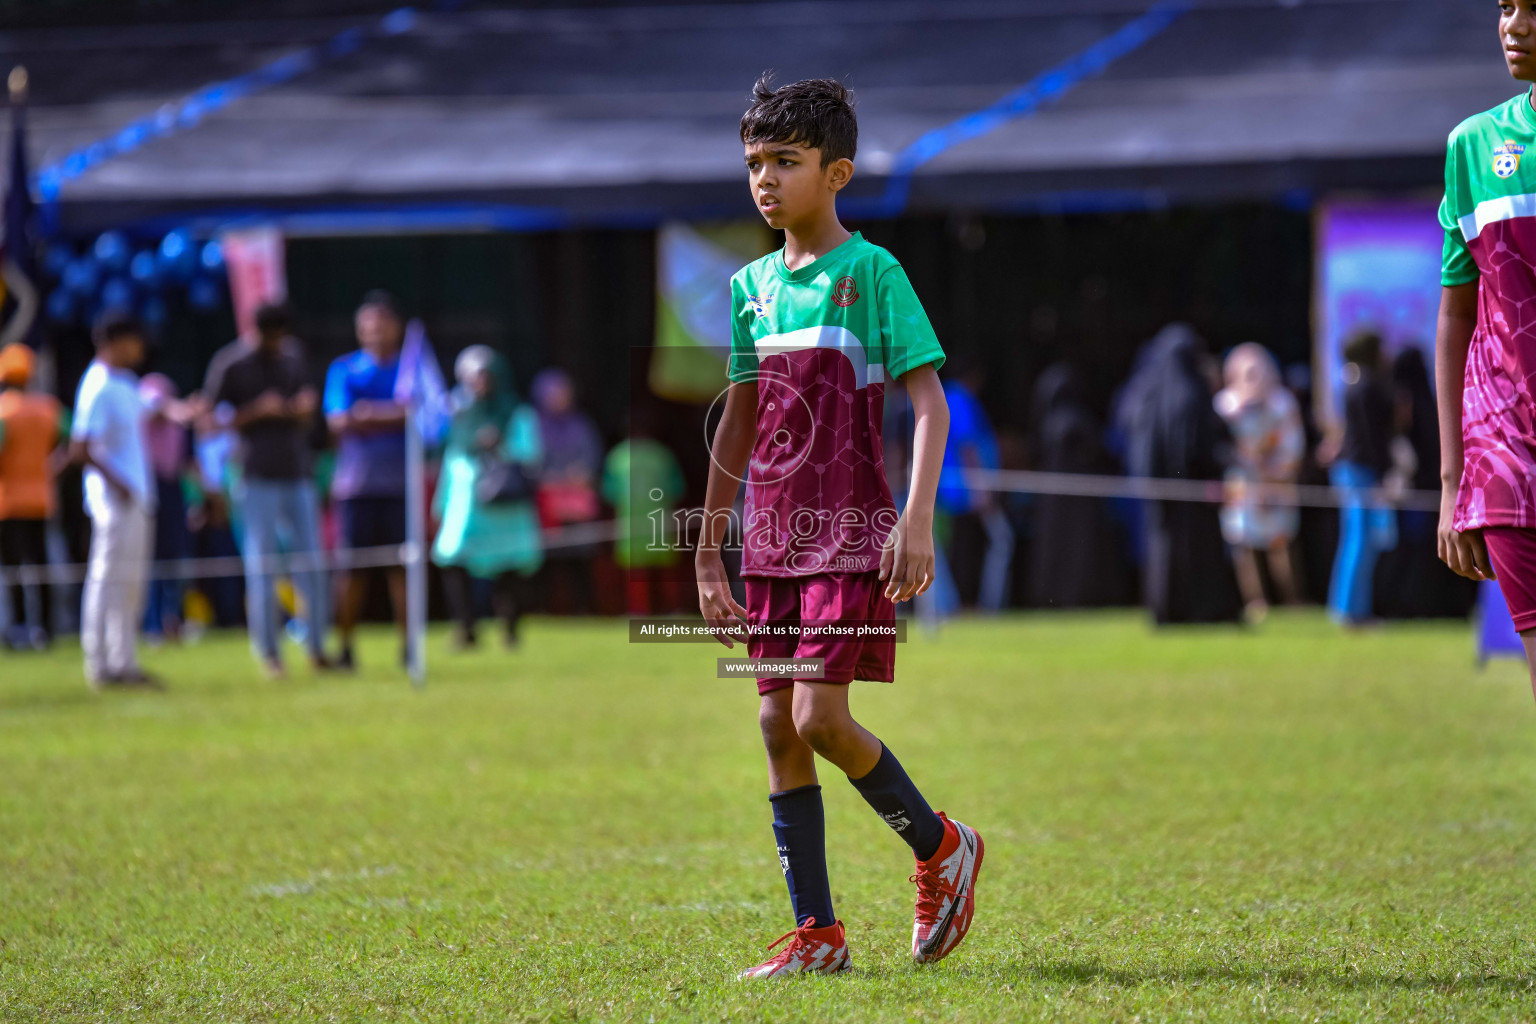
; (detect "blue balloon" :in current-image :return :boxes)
[42,245,72,280]
[101,276,135,310]
[129,250,159,286]
[157,230,196,281]
[140,294,168,326]
[187,275,222,310]
[45,289,75,324]
[62,256,100,297]
[93,231,131,272]
[199,239,224,272]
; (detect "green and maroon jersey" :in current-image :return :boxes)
[729,232,945,577]
[1441,90,1536,530]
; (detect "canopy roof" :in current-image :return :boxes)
[7,0,1519,230]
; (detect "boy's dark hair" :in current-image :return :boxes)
[1342,330,1382,368]
[254,301,292,335]
[357,288,402,320]
[92,308,144,347]
[740,73,857,167]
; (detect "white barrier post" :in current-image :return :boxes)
[405,404,427,687]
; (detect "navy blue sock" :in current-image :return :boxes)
[770,784,835,929]
[848,744,946,861]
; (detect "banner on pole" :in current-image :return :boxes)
[220,226,286,337]
[650,221,774,402]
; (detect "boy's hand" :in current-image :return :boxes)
[1438,489,1494,580]
[880,512,935,603]
[696,548,749,648]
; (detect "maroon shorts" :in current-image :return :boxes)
[1484,527,1536,632]
[744,573,896,695]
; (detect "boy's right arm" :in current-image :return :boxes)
[1435,280,1492,580]
[696,380,756,647]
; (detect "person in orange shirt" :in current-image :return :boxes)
[0,343,64,650]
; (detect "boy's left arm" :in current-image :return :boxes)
[882,364,948,603]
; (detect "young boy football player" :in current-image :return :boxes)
[695,75,983,978]
[1439,1,1536,696]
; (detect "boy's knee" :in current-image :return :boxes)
[758,698,800,758]
[791,701,849,755]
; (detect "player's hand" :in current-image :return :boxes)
[291,389,318,417]
[696,549,748,648]
[1438,490,1494,581]
[246,390,284,420]
[880,512,935,604]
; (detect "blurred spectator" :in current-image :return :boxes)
[139,373,193,644]
[324,290,410,669]
[1214,343,1305,621]
[1374,347,1477,618]
[1117,323,1242,625]
[0,343,63,650]
[434,346,544,649]
[216,302,331,676]
[1026,363,1131,608]
[532,368,602,614]
[936,361,1012,613]
[69,312,162,687]
[1323,331,1397,627]
[191,311,299,633]
[603,414,685,616]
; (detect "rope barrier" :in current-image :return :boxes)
[0,519,620,587]
[0,472,1443,589]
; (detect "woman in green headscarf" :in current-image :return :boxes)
[433,345,543,648]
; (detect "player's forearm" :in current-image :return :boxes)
[369,404,408,429]
[698,388,756,552]
[1435,283,1478,487]
[74,441,133,498]
[904,370,949,524]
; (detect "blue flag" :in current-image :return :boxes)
[393,317,449,446]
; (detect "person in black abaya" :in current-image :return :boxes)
[1373,347,1478,618]
[1026,363,1133,608]
[1117,324,1243,625]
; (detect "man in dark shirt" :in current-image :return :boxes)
[1327,330,1399,626]
[215,303,332,676]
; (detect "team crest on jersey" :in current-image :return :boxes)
[746,292,775,320]
[1494,140,1526,179]
[831,276,859,307]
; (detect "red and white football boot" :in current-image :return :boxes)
[910,812,984,964]
[737,918,851,979]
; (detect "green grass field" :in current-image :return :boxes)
[4,611,1536,1022]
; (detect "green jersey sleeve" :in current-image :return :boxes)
[877,264,945,379]
[1441,132,1479,287]
[727,274,759,383]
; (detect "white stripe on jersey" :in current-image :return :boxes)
[1461,193,1536,242]
[754,325,884,389]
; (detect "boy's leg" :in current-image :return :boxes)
[441,566,476,642]
[239,482,281,665]
[791,681,944,860]
[760,687,834,929]
[1481,528,1536,701]
[333,499,364,662]
[285,481,330,662]
[81,513,112,683]
[105,507,151,677]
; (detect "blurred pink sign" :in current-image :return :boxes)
[220,226,286,337]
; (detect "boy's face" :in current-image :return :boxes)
[355,305,403,358]
[743,140,853,230]
[1502,1,1536,81]
[104,334,145,369]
